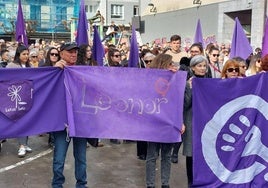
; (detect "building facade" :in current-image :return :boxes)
[139,0,267,50]
[0,0,139,43]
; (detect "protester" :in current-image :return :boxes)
[261,54,268,72]
[0,49,9,68]
[6,44,33,158]
[207,46,223,78]
[41,47,60,147]
[29,50,39,67]
[221,59,243,78]
[146,53,181,188]
[232,56,247,77]
[77,44,104,147]
[164,34,188,67]
[52,42,88,188]
[183,55,209,186]
[77,44,97,66]
[43,47,60,67]
[245,54,262,76]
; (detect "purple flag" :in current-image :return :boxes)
[230,17,253,60]
[194,19,205,47]
[192,73,268,187]
[0,67,67,139]
[64,66,187,142]
[92,25,105,66]
[76,0,89,46]
[15,0,28,46]
[262,17,268,57]
[128,26,139,67]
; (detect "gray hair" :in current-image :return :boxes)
[190,55,208,67]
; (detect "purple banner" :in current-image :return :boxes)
[64,66,187,142]
[0,67,67,139]
[192,73,268,187]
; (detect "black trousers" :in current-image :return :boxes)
[186,156,193,186]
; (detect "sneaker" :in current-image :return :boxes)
[18,146,26,158]
[171,154,178,163]
[25,146,32,153]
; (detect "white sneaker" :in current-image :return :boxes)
[25,146,32,153]
[18,146,26,158]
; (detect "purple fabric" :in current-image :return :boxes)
[15,0,28,46]
[194,19,205,47]
[0,67,67,139]
[128,26,139,67]
[76,0,89,46]
[192,73,268,187]
[92,25,105,66]
[64,66,187,142]
[262,17,268,57]
[230,17,253,60]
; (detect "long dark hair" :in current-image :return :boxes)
[77,44,97,66]
[13,44,31,67]
[44,47,60,66]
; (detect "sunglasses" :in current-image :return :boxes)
[50,53,59,57]
[212,54,220,57]
[113,55,121,58]
[144,60,152,64]
[31,56,37,58]
[227,68,239,73]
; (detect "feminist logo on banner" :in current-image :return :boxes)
[0,80,33,121]
[192,73,268,187]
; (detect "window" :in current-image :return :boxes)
[133,5,139,16]
[111,4,124,19]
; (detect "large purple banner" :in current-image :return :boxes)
[0,67,67,139]
[64,66,187,143]
[192,73,268,187]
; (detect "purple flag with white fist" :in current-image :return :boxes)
[0,67,67,139]
[64,66,187,142]
[192,73,268,187]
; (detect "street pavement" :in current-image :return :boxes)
[0,135,187,188]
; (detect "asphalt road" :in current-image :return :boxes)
[0,135,187,188]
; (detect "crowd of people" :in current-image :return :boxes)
[0,32,268,188]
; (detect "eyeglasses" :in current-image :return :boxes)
[212,54,220,57]
[113,54,121,58]
[31,56,37,58]
[227,68,239,73]
[144,60,152,64]
[50,53,59,57]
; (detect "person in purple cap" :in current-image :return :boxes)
[53,42,88,188]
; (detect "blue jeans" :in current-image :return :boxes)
[52,130,87,188]
[146,142,172,187]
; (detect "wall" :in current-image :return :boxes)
[141,4,219,47]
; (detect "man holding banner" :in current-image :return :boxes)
[52,42,88,188]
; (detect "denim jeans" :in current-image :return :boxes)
[52,130,87,188]
[146,142,172,187]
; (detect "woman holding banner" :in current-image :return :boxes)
[6,44,33,158]
[146,53,180,188]
[183,55,210,186]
